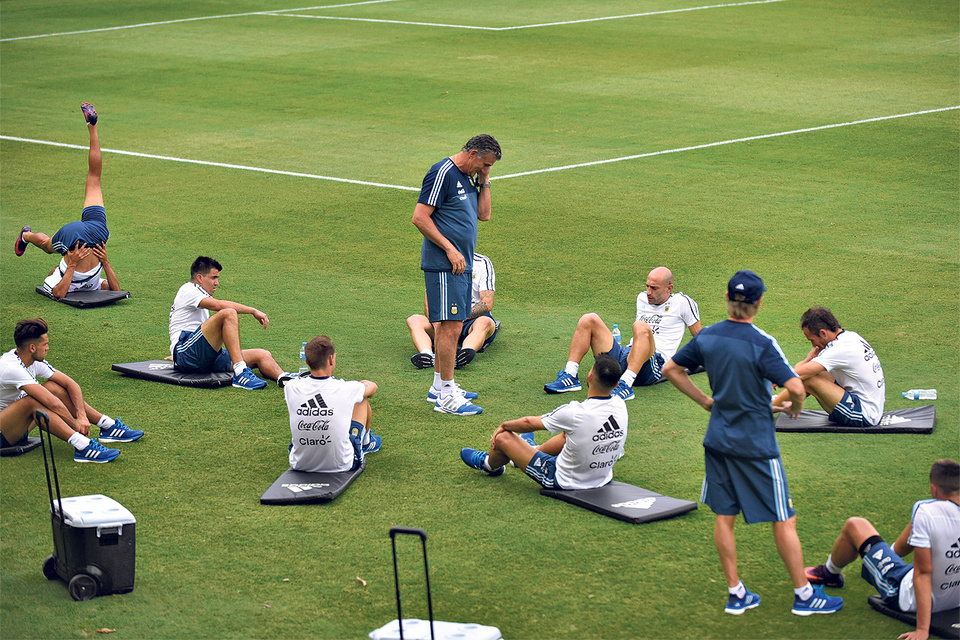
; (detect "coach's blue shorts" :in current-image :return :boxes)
[859,538,913,604]
[424,270,471,323]
[606,341,665,386]
[828,388,872,427]
[173,328,232,373]
[701,448,796,524]
[460,314,499,351]
[51,206,110,255]
[525,451,562,489]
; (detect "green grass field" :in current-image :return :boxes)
[1,1,957,638]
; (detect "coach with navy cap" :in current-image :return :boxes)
[661,270,844,618]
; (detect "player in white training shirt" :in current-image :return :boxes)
[773,307,885,427]
[461,354,627,489]
[169,256,291,390]
[42,243,121,300]
[284,336,380,473]
[407,252,500,375]
[805,459,960,640]
[0,318,142,463]
[543,266,701,401]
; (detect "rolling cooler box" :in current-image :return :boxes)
[37,410,136,601]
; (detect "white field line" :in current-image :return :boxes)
[2,107,955,189]
[0,136,419,191]
[0,0,402,42]
[269,0,786,31]
[495,106,960,180]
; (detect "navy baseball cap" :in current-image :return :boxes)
[727,270,766,303]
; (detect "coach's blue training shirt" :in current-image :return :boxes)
[672,320,797,459]
[418,158,478,272]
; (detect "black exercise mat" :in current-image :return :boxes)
[776,405,935,434]
[868,595,959,639]
[36,286,130,308]
[0,436,41,457]
[541,481,697,523]
[260,461,366,505]
[112,360,233,388]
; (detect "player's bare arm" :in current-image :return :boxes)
[92,244,120,291]
[469,290,494,319]
[200,297,270,329]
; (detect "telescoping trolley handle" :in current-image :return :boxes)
[389,526,434,640]
[36,410,66,521]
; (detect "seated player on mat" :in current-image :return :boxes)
[0,318,143,463]
[772,306,885,427]
[15,103,120,290]
[41,242,121,299]
[543,266,701,401]
[805,459,960,640]
[284,335,381,472]
[407,252,500,373]
[169,256,292,390]
[460,353,627,489]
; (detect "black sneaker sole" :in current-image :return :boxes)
[455,348,476,369]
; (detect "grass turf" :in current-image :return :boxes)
[1,0,958,638]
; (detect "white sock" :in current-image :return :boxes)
[564,361,580,377]
[620,370,637,387]
[432,372,442,389]
[440,379,455,399]
[233,361,247,376]
[729,581,746,599]
[67,432,91,451]
[482,455,493,471]
[795,583,813,600]
[825,556,843,575]
[421,349,434,355]
[97,415,115,428]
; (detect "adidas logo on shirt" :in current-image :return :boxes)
[296,393,332,416]
[592,415,624,442]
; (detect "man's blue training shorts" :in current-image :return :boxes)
[173,328,232,373]
[51,206,110,255]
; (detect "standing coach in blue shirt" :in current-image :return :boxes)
[412,135,501,416]
[662,271,844,618]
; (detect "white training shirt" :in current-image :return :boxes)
[42,258,105,294]
[0,349,56,410]
[897,498,960,614]
[632,292,701,361]
[541,395,629,490]
[471,253,495,305]
[168,282,211,356]
[811,329,885,425]
[284,375,366,473]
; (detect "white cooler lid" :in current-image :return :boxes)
[369,619,502,640]
[50,494,136,527]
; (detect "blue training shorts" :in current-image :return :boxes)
[606,341,665,386]
[173,328,232,373]
[460,314,499,351]
[525,451,561,489]
[859,538,913,605]
[828,388,871,428]
[51,206,110,255]
[424,270,471,323]
[701,448,796,524]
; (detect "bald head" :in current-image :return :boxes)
[645,267,674,305]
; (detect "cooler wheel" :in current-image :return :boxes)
[68,573,99,601]
[42,555,58,580]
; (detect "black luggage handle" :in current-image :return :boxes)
[389,526,434,640]
[37,410,70,569]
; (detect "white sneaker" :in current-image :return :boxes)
[426,383,479,403]
[434,393,483,415]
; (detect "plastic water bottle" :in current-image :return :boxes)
[902,389,936,400]
[298,342,309,374]
[611,324,621,347]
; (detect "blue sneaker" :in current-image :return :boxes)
[724,588,761,615]
[233,367,266,390]
[544,370,581,394]
[435,393,482,415]
[519,432,536,446]
[98,417,144,443]
[426,383,478,403]
[460,448,504,477]
[14,225,30,256]
[611,380,635,401]
[74,439,120,463]
[81,102,98,126]
[362,434,382,454]
[791,585,843,616]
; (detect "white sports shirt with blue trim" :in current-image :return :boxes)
[42,258,104,293]
[541,395,629,490]
[284,375,366,473]
[896,499,960,614]
[811,329,885,425]
[0,349,56,410]
[632,292,701,361]
[168,282,211,356]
